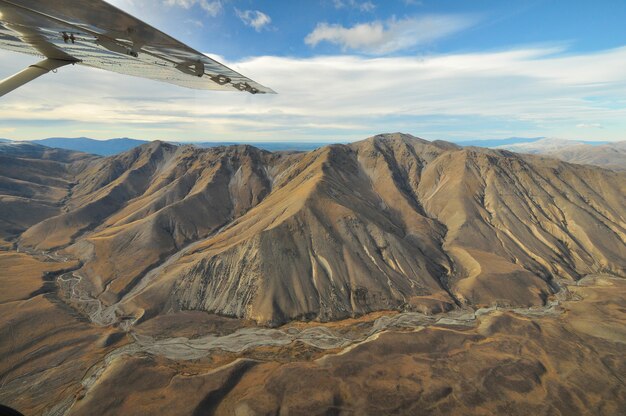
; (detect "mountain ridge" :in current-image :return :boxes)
[2,133,625,326]
[4,137,332,156]
[6,136,624,173]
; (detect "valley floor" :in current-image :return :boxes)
[0,247,624,415]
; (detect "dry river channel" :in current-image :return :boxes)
[22,248,602,416]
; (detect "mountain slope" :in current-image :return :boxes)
[417,147,625,305]
[6,134,626,326]
[20,141,179,250]
[0,142,97,239]
[70,144,279,304]
[126,142,455,325]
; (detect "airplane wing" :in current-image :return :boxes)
[0,0,274,96]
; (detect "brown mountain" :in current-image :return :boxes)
[7,134,625,326]
[1,134,625,415]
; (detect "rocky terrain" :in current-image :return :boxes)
[0,134,624,415]
[11,133,625,326]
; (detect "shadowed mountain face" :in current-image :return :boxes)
[0,142,97,239]
[4,134,626,326]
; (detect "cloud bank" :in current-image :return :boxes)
[1,46,626,142]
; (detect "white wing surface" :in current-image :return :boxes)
[0,0,274,94]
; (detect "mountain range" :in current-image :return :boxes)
[1,133,625,415]
[3,134,624,326]
[1,137,329,156]
[5,137,624,172]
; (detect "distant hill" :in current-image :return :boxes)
[455,137,614,149]
[14,137,330,156]
[496,137,610,152]
[0,141,94,162]
[30,137,149,156]
[0,138,12,143]
[455,137,544,147]
[497,138,625,170]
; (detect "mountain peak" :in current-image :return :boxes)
[367,132,428,144]
[359,132,460,152]
[142,139,176,151]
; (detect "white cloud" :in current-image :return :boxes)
[1,46,626,142]
[305,15,477,54]
[164,0,222,16]
[333,0,376,12]
[108,0,222,17]
[235,9,272,32]
[576,123,604,129]
[186,19,204,28]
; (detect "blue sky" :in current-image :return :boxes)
[140,0,626,59]
[1,0,626,142]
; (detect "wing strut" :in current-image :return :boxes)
[0,58,76,97]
